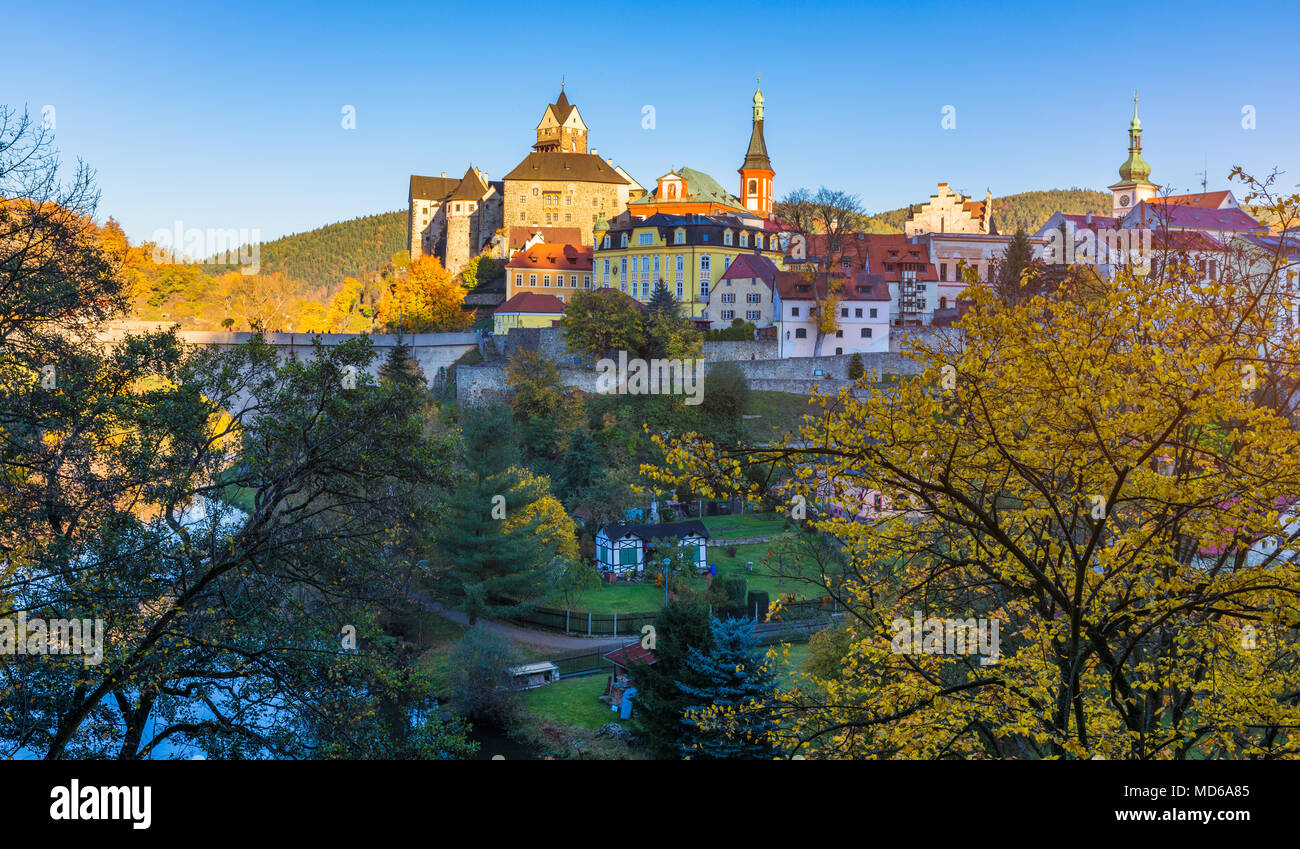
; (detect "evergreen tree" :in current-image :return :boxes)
[433,407,554,623]
[378,337,426,390]
[677,618,778,759]
[993,228,1041,305]
[628,598,715,758]
[647,278,679,319]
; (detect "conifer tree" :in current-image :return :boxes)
[677,618,778,759]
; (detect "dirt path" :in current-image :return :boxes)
[425,600,631,653]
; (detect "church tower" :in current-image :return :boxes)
[1109,94,1159,218]
[738,79,774,217]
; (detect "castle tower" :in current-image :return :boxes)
[1109,93,1159,218]
[533,85,589,154]
[738,79,774,217]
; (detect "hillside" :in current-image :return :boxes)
[858,188,1111,235]
[204,210,408,287]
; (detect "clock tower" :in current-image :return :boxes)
[1109,93,1158,218]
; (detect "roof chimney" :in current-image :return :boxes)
[607,158,614,166]
[591,148,598,156]
[440,172,446,178]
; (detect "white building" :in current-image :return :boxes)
[772,270,890,358]
[594,520,709,575]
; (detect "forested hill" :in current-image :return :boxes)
[245,210,408,284]
[858,188,1112,234]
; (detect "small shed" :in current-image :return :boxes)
[602,641,658,712]
[508,661,560,690]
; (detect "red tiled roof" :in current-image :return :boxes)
[719,252,779,283]
[495,292,567,314]
[1149,191,1233,210]
[1152,230,1225,252]
[506,242,594,270]
[1133,202,1262,232]
[507,226,583,251]
[603,640,657,669]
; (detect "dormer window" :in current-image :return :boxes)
[740,232,749,247]
[674,229,685,245]
[724,230,733,246]
[602,235,610,249]
[667,183,677,199]
[620,234,628,247]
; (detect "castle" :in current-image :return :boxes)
[408,88,642,274]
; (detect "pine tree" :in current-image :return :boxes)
[677,618,778,759]
[432,408,555,623]
[993,227,1039,305]
[628,598,714,758]
[647,279,679,319]
[378,338,426,390]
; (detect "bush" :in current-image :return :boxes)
[719,573,748,606]
[726,544,738,557]
[745,590,770,621]
[448,624,523,729]
[848,352,864,380]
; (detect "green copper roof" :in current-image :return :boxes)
[629,167,746,209]
[1118,95,1152,184]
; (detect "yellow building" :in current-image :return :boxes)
[592,212,785,320]
[492,292,567,334]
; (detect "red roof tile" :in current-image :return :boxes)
[506,242,594,270]
[495,292,567,314]
[603,640,657,669]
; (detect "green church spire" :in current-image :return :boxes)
[1118,92,1152,183]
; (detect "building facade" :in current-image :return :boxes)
[904,182,994,237]
[772,270,890,358]
[504,242,594,303]
[407,167,503,273]
[713,253,780,329]
[592,213,785,318]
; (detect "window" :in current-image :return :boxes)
[674,255,684,282]
[619,547,637,566]
[723,255,732,273]
[569,274,577,287]
[724,230,733,246]
[674,229,685,245]
[791,306,800,317]
[533,188,539,196]
[620,258,628,292]
[835,347,843,355]
[676,280,683,298]
[861,327,872,338]
[854,308,863,318]
[565,213,571,222]
[640,256,651,297]
[740,232,748,247]
[721,293,735,303]
[721,310,735,320]
[841,307,849,318]
[869,308,878,318]
[747,293,760,303]
[621,234,628,247]
[515,273,523,287]
[835,330,843,338]
[542,274,551,287]
[939,263,948,282]
[699,254,711,288]
[519,212,525,221]
[795,328,807,339]
[667,183,677,198]
[602,235,610,249]
[529,274,537,287]
[746,310,760,321]
[584,274,591,288]
[638,232,654,245]
[565,196,572,206]
[602,258,610,286]
[748,179,758,195]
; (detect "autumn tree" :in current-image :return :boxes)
[648,172,1300,759]
[378,255,474,332]
[560,287,645,361]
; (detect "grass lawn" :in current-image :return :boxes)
[522,674,625,730]
[702,512,791,538]
[765,641,812,689]
[547,538,830,615]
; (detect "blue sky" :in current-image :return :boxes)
[6,0,1297,245]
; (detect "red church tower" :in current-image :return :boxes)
[738,79,774,217]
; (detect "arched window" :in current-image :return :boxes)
[748,179,758,195]
[667,183,677,199]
